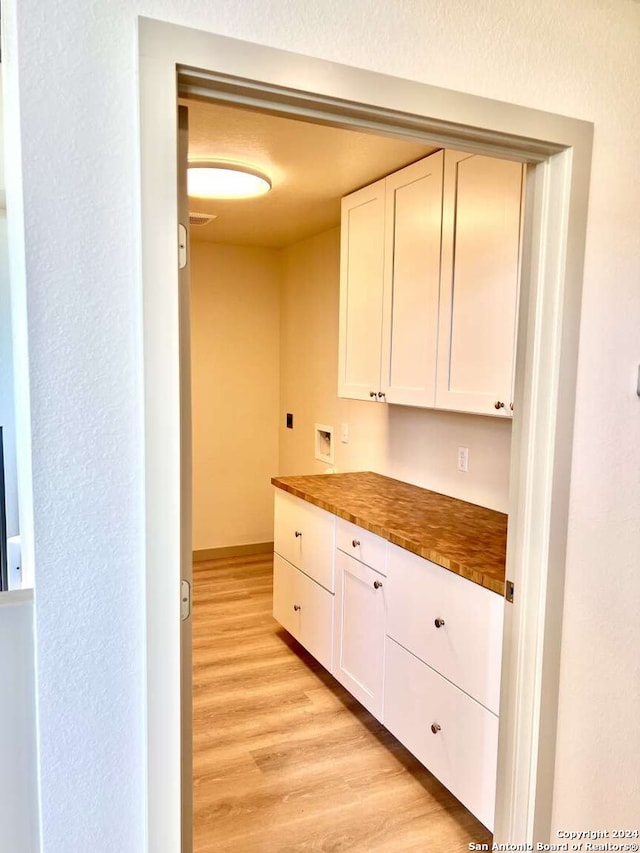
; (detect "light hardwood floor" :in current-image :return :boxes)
[193,553,493,852]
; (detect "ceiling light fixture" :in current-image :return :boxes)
[187,162,272,199]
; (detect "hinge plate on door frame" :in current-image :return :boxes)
[506,580,515,603]
[181,579,191,620]
[178,223,188,269]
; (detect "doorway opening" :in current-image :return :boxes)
[138,19,593,853]
[183,95,514,849]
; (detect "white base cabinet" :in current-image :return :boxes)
[272,489,504,830]
[333,550,386,720]
[384,637,499,831]
[274,489,335,592]
[273,554,334,671]
[385,543,504,715]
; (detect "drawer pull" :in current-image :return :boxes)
[294,530,302,538]
[293,604,301,612]
[434,617,446,628]
[352,539,360,548]
[430,723,441,735]
[494,400,505,410]
[373,580,383,590]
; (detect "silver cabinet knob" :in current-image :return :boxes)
[352,539,360,548]
[369,391,377,398]
[430,723,441,734]
[377,391,386,399]
[494,401,505,410]
[373,579,383,589]
[293,604,301,612]
[434,618,445,628]
[294,530,302,538]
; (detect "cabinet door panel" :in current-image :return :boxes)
[338,180,386,401]
[384,637,499,831]
[382,152,443,407]
[385,543,504,714]
[436,151,523,416]
[274,490,335,592]
[333,551,385,719]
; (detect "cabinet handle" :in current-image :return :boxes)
[369,391,377,398]
[373,580,383,589]
[430,723,441,735]
[434,618,445,628]
[352,539,360,548]
[294,530,302,538]
[494,401,505,410]
[293,604,301,612]
[377,391,386,399]
[510,402,514,411]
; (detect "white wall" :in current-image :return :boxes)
[5,0,640,848]
[0,215,19,539]
[0,592,39,852]
[0,67,19,540]
[280,228,512,512]
[190,241,280,551]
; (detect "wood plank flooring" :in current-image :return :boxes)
[193,553,493,852]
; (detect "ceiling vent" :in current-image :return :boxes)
[189,212,217,227]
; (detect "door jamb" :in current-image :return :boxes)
[138,17,593,852]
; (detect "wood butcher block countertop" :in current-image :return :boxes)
[272,472,507,596]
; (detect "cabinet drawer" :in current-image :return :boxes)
[384,637,498,831]
[273,554,334,672]
[386,543,503,713]
[333,551,385,720]
[274,490,335,592]
[336,518,387,575]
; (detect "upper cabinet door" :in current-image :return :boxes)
[436,151,524,417]
[338,179,386,401]
[381,152,444,407]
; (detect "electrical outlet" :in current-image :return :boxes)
[340,423,349,443]
[457,446,469,473]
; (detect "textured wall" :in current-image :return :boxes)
[5,0,640,849]
[190,242,280,551]
[0,594,38,851]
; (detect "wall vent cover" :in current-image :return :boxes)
[189,212,217,226]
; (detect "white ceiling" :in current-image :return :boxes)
[183,98,438,248]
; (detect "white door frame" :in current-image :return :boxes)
[138,17,593,852]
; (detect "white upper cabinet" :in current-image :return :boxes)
[338,148,524,417]
[381,152,444,407]
[338,179,386,401]
[436,151,524,417]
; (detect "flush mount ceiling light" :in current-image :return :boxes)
[187,162,272,199]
